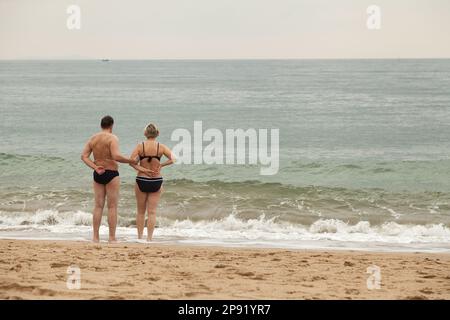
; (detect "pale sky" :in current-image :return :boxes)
[1,0,450,59]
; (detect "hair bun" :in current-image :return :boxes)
[144,123,159,138]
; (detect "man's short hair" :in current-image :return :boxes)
[101,115,114,129]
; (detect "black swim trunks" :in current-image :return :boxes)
[93,170,119,185]
[136,176,163,193]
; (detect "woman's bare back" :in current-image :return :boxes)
[138,140,162,177]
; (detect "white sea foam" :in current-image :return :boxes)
[1,210,450,251]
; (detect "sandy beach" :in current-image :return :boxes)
[0,239,449,300]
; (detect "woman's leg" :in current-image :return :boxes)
[146,189,161,241]
[135,183,148,239]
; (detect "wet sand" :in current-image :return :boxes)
[0,239,449,299]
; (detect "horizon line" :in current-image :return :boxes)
[1,57,450,61]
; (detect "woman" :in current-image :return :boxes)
[130,123,174,241]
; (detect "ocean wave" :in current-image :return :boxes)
[1,182,449,227]
[281,158,450,192]
[156,215,450,244]
[0,209,93,227]
[1,210,450,245]
[0,152,66,163]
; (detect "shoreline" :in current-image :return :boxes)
[0,239,449,299]
[1,235,450,254]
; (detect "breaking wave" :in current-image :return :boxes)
[1,210,450,248]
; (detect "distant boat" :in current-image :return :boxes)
[101,59,110,62]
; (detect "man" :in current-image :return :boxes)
[81,115,137,243]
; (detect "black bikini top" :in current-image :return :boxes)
[139,142,161,162]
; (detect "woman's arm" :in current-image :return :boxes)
[160,144,176,168]
[129,144,154,175]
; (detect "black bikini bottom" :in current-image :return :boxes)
[93,170,119,185]
[136,176,163,193]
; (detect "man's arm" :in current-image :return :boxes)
[81,139,103,172]
[110,136,138,164]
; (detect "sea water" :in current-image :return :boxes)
[1,59,450,252]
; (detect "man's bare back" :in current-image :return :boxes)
[82,128,136,175]
[89,132,119,171]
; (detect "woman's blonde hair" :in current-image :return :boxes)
[144,123,159,139]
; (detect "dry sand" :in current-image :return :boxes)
[0,239,449,300]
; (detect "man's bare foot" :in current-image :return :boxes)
[146,237,152,242]
[108,238,117,243]
[93,237,100,243]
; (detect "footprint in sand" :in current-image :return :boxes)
[50,262,69,268]
[94,266,107,271]
[419,288,434,295]
[197,284,210,290]
[184,292,199,297]
[0,283,57,297]
[9,264,22,272]
[146,276,161,282]
[110,282,135,287]
[405,295,428,300]
[128,252,141,260]
[345,289,360,295]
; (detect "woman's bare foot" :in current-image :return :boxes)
[93,237,100,243]
[108,238,117,244]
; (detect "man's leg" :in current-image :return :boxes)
[105,176,120,242]
[146,190,161,241]
[135,184,148,239]
[92,182,106,243]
